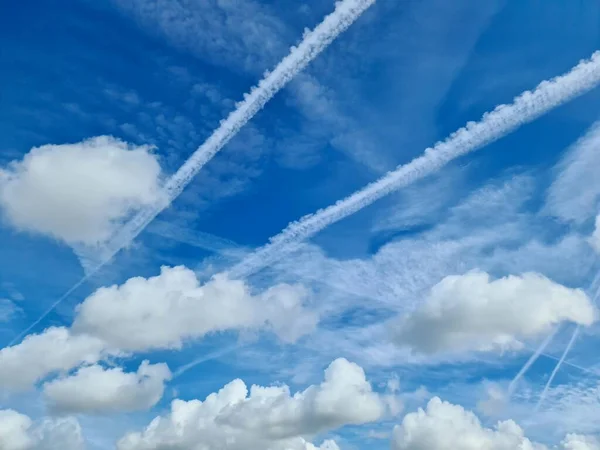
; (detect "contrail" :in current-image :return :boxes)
[536,326,580,410]
[101,0,376,260]
[228,51,600,279]
[508,331,556,396]
[511,268,600,399]
[6,0,376,346]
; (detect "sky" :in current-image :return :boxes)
[1,0,600,449]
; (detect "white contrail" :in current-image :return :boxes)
[228,51,600,279]
[5,0,375,346]
[508,331,556,396]
[101,0,376,260]
[536,326,580,410]
[511,268,600,399]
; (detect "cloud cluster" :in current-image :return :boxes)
[0,136,163,246]
[118,358,388,450]
[72,266,317,351]
[43,361,172,414]
[0,410,84,450]
[392,397,600,450]
[0,266,317,399]
[392,270,596,354]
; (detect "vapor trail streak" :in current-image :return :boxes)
[102,0,376,261]
[536,327,580,410]
[229,51,600,280]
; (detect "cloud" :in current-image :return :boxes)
[43,361,171,414]
[1,266,317,391]
[392,397,544,450]
[118,358,387,450]
[0,136,163,246]
[546,121,600,224]
[73,265,317,352]
[392,271,596,354]
[561,435,600,450]
[0,410,84,450]
[391,397,600,450]
[0,327,106,391]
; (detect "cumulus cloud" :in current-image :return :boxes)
[0,410,83,450]
[117,358,386,450]
[43,360,171,414]
[561,435,600,450]
[1,266,317,391]
[73,265,317,352]
[0,327,106,391]
[0,136,163,245]
[392,271,596,354]
[391,397,600,450]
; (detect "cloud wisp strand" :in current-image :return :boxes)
[228,51,600,280]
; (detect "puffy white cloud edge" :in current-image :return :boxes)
[392,397,600,450]
[0,410,84,450]
[0,136,164,246]
[0,266,318,396]
[117,358,394,450]
[392,270,596,354]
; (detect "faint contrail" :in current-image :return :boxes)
[508,331,556,396]
[536,326,580,410]
[6,0,376,346]
[511,263,600,399]
[228,51,600,279]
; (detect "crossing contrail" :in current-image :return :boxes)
[536,326,580,410]
[6,0,376,346]
[228,51,600,280]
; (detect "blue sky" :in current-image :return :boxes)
[1,0,600,449]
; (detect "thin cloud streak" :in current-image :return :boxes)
[508,331,556,396]
[229,51,600,279]
[6,0,375,345]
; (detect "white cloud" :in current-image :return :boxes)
[561,435,600,450]
[117,358,387,450]
[73,265,317,352]
[43,361,171,414]
[392,271,596,354]
[392,397,544,450]
[1,266,317,392]
[0,327,106,391]
[392,397,600,450]
[0,410,33,450]
[0,136,163,246]
[0,410,84,450]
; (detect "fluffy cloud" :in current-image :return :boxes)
[0,410,83,450]
[117,358,387,450]
[1,266,317,391]
[43,361,171,414]
[0,327,106,391]
[73,266,317,352]
[561,435,600,450]
[392,271,596,354]
[391,398,600,450]
[0,136,163,245]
